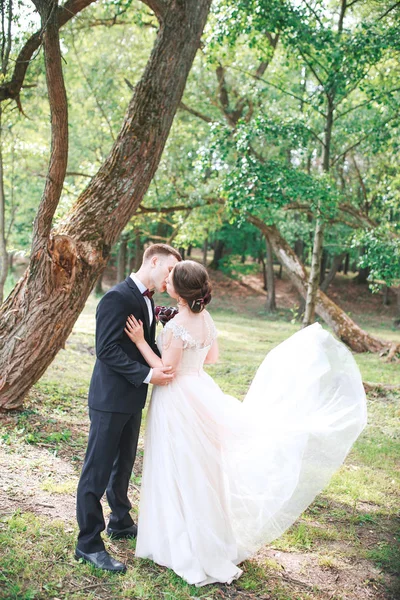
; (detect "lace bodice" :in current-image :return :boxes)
[157,313,217,375]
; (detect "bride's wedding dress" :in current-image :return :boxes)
[135,313,367,587]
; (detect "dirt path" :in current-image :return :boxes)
[0,441,78,522]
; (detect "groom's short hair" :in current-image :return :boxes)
[143,243,182,263]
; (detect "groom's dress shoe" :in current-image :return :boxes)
[106,524,138,540]
[74,548,126,573]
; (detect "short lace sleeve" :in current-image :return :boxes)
[162,320,195,351]
[162,313,217,351]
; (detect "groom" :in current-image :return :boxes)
[75,243,182,573]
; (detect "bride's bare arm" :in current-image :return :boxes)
[204,339,219,364]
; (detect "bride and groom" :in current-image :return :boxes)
[75,243,367,586]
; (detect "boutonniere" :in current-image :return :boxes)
[155,305,179,326]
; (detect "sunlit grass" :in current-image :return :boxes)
[0,291,399,600]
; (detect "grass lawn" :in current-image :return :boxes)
[0,292,399,600]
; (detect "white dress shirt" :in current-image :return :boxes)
[130,273,153,385]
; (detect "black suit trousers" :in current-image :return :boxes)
[76,408,142,553]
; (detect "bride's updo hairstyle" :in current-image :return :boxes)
[172,260,212,314]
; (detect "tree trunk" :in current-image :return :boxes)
[202,236,208,266]
[320,252,346,293]
[319,248,328,285]
[303,218,324,327]
[0,108,8,304]
[260,254,267,290]
[394,287,400,327]
[383,285,390,307]
[94,272,103,296]
[117,234,128,282]
[302,97,333,327]
[265,234,276,312]
[248,216,399,356]
[134,230,143,271]
[0,0,213,410]
[343,252,349,275]
[355,265,370,284]
[294,238,304,261]
[209,240,224,270]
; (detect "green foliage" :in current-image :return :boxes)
[353,228,400,289]
[2,0,400,293]
[367,539,400,575]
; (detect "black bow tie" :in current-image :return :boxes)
[142,289,155,299]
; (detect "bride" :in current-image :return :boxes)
[124,260,367,587]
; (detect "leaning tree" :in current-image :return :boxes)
[0,0,212,410]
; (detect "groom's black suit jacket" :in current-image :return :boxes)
[88,276,159,414]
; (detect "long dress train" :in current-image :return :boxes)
[135,315,367,586]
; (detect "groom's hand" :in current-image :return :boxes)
[150,366,174,386]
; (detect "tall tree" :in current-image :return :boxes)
[0,0,212,410]
[0,0,13,302]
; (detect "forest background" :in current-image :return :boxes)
[0,1,399,599]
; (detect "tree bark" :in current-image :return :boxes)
[0,0,213,410]
[320,252,346,293]
[302,95,334,327]
[343,252,350,275]
[260,254,267,290]
[0,108,8,304]
[394,287,400,327]
[294,238,304,261]
[355,265,370,284]
[303,217,324,327]
[319,249,328,285]
[202,236,208,266]
[248,215,400,356]
[209,240,224,270]
[94,272,103,296]
[265,234,276,312]
[134,230,143,271]
[31,0,69,257]
[383,285,390,307]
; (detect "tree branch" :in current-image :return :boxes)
[137,196,222,215]
[179,101,214,123]
[303,1,324,28]
[66,171,93,178]
[140,0,167,21]
[338,0,347,33]
[231,66,327,119]
[256,33,280,78]
[334,86,400,121]
[31,0,69,251]
[0,0,97,104]
[378,1,400,20]
[297,47,326,89]
[351,154,368,209]
[215,64,234,124]
[339,202,377,228]
[332,112,399,165]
